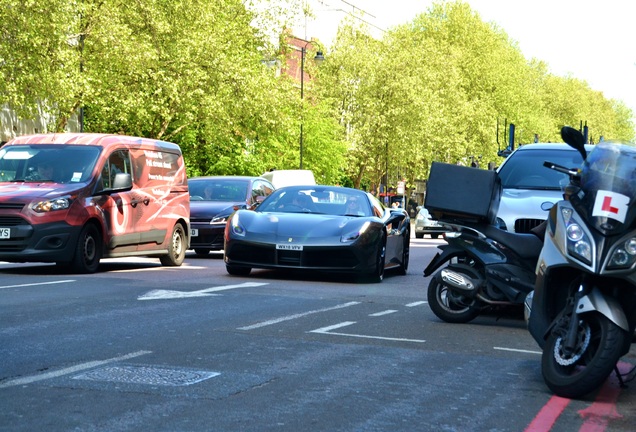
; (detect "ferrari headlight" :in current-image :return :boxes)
[230,212,245,236]
[31,197,71,213]
[341,221,371,242]
[562,208,592,265]
[608,236,636,270]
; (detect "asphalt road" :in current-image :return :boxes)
[0,237,634,432]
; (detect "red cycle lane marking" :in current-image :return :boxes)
[524,362,632,432]
[577,362,631,432]
[524,395,571,432]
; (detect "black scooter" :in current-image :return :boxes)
[423,218,544,323]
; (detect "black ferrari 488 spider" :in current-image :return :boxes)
[224,185,410,282]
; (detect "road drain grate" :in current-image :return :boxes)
[73,365,220,386]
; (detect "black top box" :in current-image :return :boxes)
[424,162,501,225]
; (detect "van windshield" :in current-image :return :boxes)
[0,145,101,183]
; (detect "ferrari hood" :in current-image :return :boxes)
[241,211,364,238]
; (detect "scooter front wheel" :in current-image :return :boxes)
[427,268,480,323]
[542,311,625,399]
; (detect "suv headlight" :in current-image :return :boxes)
[494,217,508,231]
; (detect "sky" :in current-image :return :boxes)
[295,0,636,126]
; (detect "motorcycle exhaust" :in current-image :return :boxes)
[440,268,477,294]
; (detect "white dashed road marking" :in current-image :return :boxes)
[369,310,398,317]
[0,350,152,389]
[0,280,76,290]
[494,347,541,355]
[237,301,361,330]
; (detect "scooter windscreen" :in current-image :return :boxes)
[578,142,636,234]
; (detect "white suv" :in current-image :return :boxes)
[495,143,594,233]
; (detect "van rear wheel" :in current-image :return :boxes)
[160,223,187,266]
[69,224,102,274]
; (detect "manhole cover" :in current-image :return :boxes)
[73,365,220,386]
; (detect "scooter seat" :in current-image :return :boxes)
[480,224,544,259]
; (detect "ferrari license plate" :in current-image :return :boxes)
[0,228,10,239]
[276,244,303,251]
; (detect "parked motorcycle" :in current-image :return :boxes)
[526,126,636,399]
[423,215,544,323]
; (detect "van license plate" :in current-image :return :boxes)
[191,229,198,237]
[276,244,303,251]
[0,228,10,239]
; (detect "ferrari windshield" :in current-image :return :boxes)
[258,186,373,217]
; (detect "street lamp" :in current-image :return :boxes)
[299,45,324,169]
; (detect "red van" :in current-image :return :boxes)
[0,133,190,273]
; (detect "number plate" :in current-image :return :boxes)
[0,228,10,239]
[276,244,303,251]
[191,228,198,237]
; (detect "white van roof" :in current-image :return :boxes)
[261,170,316,188]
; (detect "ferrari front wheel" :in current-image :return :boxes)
[367,238,386,283]
[397,231,410,275]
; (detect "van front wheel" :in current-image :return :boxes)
[69,224,102,274]
[160,223,187,266]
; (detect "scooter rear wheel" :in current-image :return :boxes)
[542,311,626,399]
[427,268,480,323]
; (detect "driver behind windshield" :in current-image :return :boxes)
[26,160,56,181]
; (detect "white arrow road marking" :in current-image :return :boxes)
[310,321,426,343]
[138,282,269,301]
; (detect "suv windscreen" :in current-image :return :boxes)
[497,148,585,190]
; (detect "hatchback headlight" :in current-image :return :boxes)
[212,216,228,224]
[31,197,71,213]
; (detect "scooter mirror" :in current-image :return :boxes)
[560,126,587,161]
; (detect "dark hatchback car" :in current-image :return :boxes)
[188,176,275,256]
